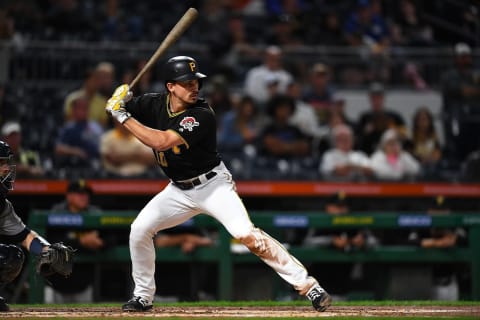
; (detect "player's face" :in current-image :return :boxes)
[171,79,199,104]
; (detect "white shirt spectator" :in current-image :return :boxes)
[370,129,421,180]
[319,124,372,180]
[244,46,293,104]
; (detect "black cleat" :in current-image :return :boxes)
[306,286,332,312]
[122,296,153,312]
[0,296,9,312]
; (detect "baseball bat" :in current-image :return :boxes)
[129,7,199,89]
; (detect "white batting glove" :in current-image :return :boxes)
[110,107,131,124]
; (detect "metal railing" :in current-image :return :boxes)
[2,40,478,88]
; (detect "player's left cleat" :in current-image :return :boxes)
[0,296,10,312]
[306,285,332,312]
[122,296,153,312]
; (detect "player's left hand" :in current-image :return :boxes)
[106,84,133,123]
[36,242,76,278]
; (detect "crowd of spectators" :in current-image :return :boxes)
[0,0,479,181]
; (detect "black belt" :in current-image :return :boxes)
[173,171,217,190]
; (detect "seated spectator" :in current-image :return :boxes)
[1,121,44,178]
[286,80,328,141]
[302,63,335,125]
[258,95,311,159]
[243,45,293,107]
[218,95,261,153]
[408,107,442,176]
[320,124,373,181]
[55,95,104,170]
[64,67,109,128]
[440,42,480,164]
[391,0,435,47]
[343,0,390,50]
[95,61,116,97]
[370,129,421,181]
[356,82,407,155]
[100,119,156,178]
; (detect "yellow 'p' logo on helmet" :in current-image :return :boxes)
[189,62,196,72]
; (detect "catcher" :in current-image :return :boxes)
[0,140,75,311]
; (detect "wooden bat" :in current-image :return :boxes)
[129,7,199,89]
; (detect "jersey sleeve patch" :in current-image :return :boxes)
[179,116,200,132]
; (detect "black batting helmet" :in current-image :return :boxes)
[164,56,206,86]
[0,244,25,284]
[0,140,16,191]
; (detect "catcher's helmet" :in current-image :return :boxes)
[0,244,25,284]
[164,56,206,85]
[0,140,16,191]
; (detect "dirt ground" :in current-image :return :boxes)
[3,305,480,318]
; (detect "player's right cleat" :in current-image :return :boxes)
[0,296,9,312]
[122,296,153,312]
[306,285,332,312]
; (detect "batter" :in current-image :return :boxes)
[105,56,331,312]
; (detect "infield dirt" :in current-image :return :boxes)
[3,305,480,318]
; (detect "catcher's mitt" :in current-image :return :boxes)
[36,242,76,277]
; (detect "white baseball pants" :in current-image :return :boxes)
[129,162,319,302]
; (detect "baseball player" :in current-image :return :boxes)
[0,141,74,311]
[105,56,331,312]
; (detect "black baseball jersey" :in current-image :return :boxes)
[125,93,221,181]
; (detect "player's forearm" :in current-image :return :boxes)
[123,118,173,151]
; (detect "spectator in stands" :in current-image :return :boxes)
[244,45,293,106]
[408,107,442,177]
[286,80,328,141]
[46,179,115,303]
[343,0,390,49]
[370,129,421,181]
[356,82,407,155]
[64,67,109,128]
[258,95,311,159]
[320,124,373,181]
[218,95,261,154]
[264,13,303,48]
[100,119,156,178]
[95,61,116,97]
[54,95,104,170]
[1,121,44,178]
[407,195,467,300]
[205,75,234,122]
[305,9,346,46]
[391,0,434,47]
[302,63,335,125]
[219,13,260,79]
[344,0,391,83]
[440,42,480,164]
[324,98,356,133]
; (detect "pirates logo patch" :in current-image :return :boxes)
[179,116,199,132]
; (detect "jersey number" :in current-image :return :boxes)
[155,146,181,167]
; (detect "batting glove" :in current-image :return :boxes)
[110,107,131,124]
